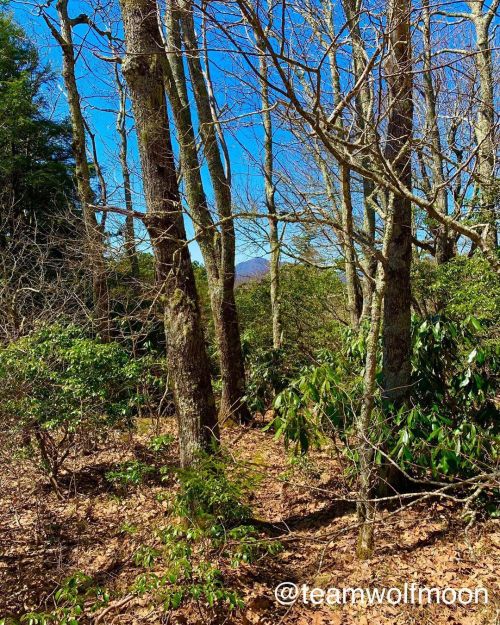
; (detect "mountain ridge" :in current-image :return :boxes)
[235,257,270,284]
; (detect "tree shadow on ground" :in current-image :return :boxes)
[40,442,181,498]
[252,499,356,536]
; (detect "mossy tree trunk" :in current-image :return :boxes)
[47,0,110,340]
[119,0,219,466]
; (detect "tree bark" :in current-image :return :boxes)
[360,177,377,323]
[340,0,378,322]
[381,0,413,404]
[468,4,498,249]
[119,0,218,466]
[340,165,363,328]
[356,196,394,559]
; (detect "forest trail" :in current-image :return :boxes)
[1,419,497,625]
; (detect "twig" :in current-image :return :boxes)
[93,594,134,623]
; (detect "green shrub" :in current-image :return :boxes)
[270,316,499,480]
[147,433,174,453]
[106,460,154,488]
[135,526,244,610]
[270,347,361,454]
[411,315,498,421]
[384,315,500,478]
[133,562,243,612]
[131,521,279,612]
[244,347,290,413]
[0,324,147,485]
[412,254,500,325]
[8,572,109,625]
[389,404,498,478]
[168,451,257,525]
[127,452,279,614]
[237,264,345,367]
[133,545,162,568]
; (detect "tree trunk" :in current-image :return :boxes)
[167,1,250,423]
[340,165,363,328]
[422,0,453,264]
[360,177,377,322]
[268,216,282,350]
[257,28,282,349]
[341,0,378,322]
[119,0,218,467]
[356,197,395,559]
[115,65,140,279]
[312,4,363,329]
[52,0,110,340]
[310,142,362,329]
[469,7,498,249]
[382,0,413,405]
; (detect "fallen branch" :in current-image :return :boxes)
[93,593,135,624]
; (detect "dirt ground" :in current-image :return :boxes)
[1,418,498,625]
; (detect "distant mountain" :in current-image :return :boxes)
[235,257,270,285]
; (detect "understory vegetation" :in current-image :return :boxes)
[1,256,498,624]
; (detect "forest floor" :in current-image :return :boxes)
[1,417,498,625]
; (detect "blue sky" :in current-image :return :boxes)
[10,0,281,265]
[11,0,471,266]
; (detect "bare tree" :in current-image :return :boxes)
[255,5,283,348]
[41,0,111,340]
[465,0,498,249]
[339,0,378,321]
[419,0,454,263]
[224,0,499,272]
[321,1,364,329]
[115,64,140,279]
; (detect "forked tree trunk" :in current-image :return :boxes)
[165,1,250,423]
[382,0,413,405]
[48,0,110,340]
[119,0,218,466]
